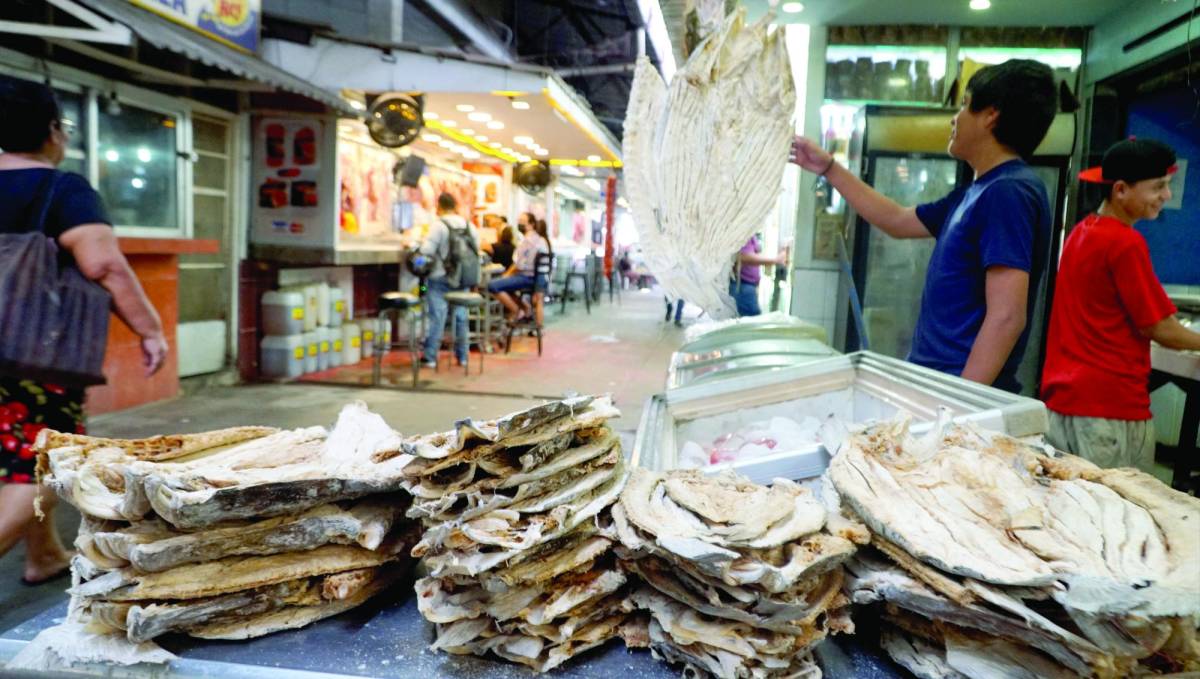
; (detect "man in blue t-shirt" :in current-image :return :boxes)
[790,60,1057,392]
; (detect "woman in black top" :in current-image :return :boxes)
[0,78,167,585]
[490,224,516,268]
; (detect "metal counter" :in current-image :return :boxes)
[0,596,905,679]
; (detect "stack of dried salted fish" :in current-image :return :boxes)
[34,402,418,644]
[608,468,869,678]
[624,7,795,318]
[403,396,630,672]
[828,415,1200,678]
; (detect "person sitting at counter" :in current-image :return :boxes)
[419,192,480,369]
[486,224,516,269]
[789,59,1058,393]
[489,214,551,324]
[1040,138,1200,470]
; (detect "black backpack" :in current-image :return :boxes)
[442,219,480,289]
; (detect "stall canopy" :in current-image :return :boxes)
[80,0,355,114]
[261,36,622,168]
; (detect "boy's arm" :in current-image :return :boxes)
[960,266,1029,386]
[1142,316,1200,351]
[791,136,931,239]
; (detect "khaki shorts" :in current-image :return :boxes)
[1046,411,1156,471]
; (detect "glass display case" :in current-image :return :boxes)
[859,154,959,359]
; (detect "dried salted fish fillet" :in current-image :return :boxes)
[623,8,795,318]
[105,579,310,642]
[41,402,410,530]
[408,442,618,524]
[625,554,844,633]
[188,564,404,640]
[90,499,402,572]
[72,544,394,602]
[832,417,1196,622]
[621,469,827,551]
[845,554,1107,677]
[36,426,278,464]
[420,461,627,578]
[486,534,612,588]
[879,627,969,679]
[398,396,605,463]
[433,613,625,673]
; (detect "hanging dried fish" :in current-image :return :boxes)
[624,8,795,318]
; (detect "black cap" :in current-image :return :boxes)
[1079,138,1177,184]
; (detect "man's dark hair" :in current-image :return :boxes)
[966,59,1057,159]
[0,77,60,153]
[437,192,457,212]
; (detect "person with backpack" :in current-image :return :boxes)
[0,79,167,586]
[419,192,480,368]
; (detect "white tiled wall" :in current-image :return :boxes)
[791,267,840,343]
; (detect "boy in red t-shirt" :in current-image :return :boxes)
[1041,139,1200,469]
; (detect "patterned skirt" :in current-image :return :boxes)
[0,377,85,484]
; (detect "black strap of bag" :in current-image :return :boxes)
[0,170,113,386]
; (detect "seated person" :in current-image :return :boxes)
[489,217,551,323]
[487,225,516,268]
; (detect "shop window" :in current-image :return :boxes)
[97,101,181,231]
[56,89,87,177]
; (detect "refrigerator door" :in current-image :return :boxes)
[856,155,960,358]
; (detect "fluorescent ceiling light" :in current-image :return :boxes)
[456,104,474,112]
[442,120,457,127]
[463,150,481,159]
[487,120,504,130]
[461,128,475,135]
[476,135,488,141]
[535,148,549,156]
[502,147,514,154]
[513,135,533,145]
[467,112,491,122]
[421,133,442,142]
[424,112,439,120]
[488,142,502,148]
[969,0,990,9]
[586,154,601,162]
[781,2,804,12]
[438,140,454,149]
[348,99,366,110]
[512,100,530,110]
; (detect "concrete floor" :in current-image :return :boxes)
[0,288,693,633]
